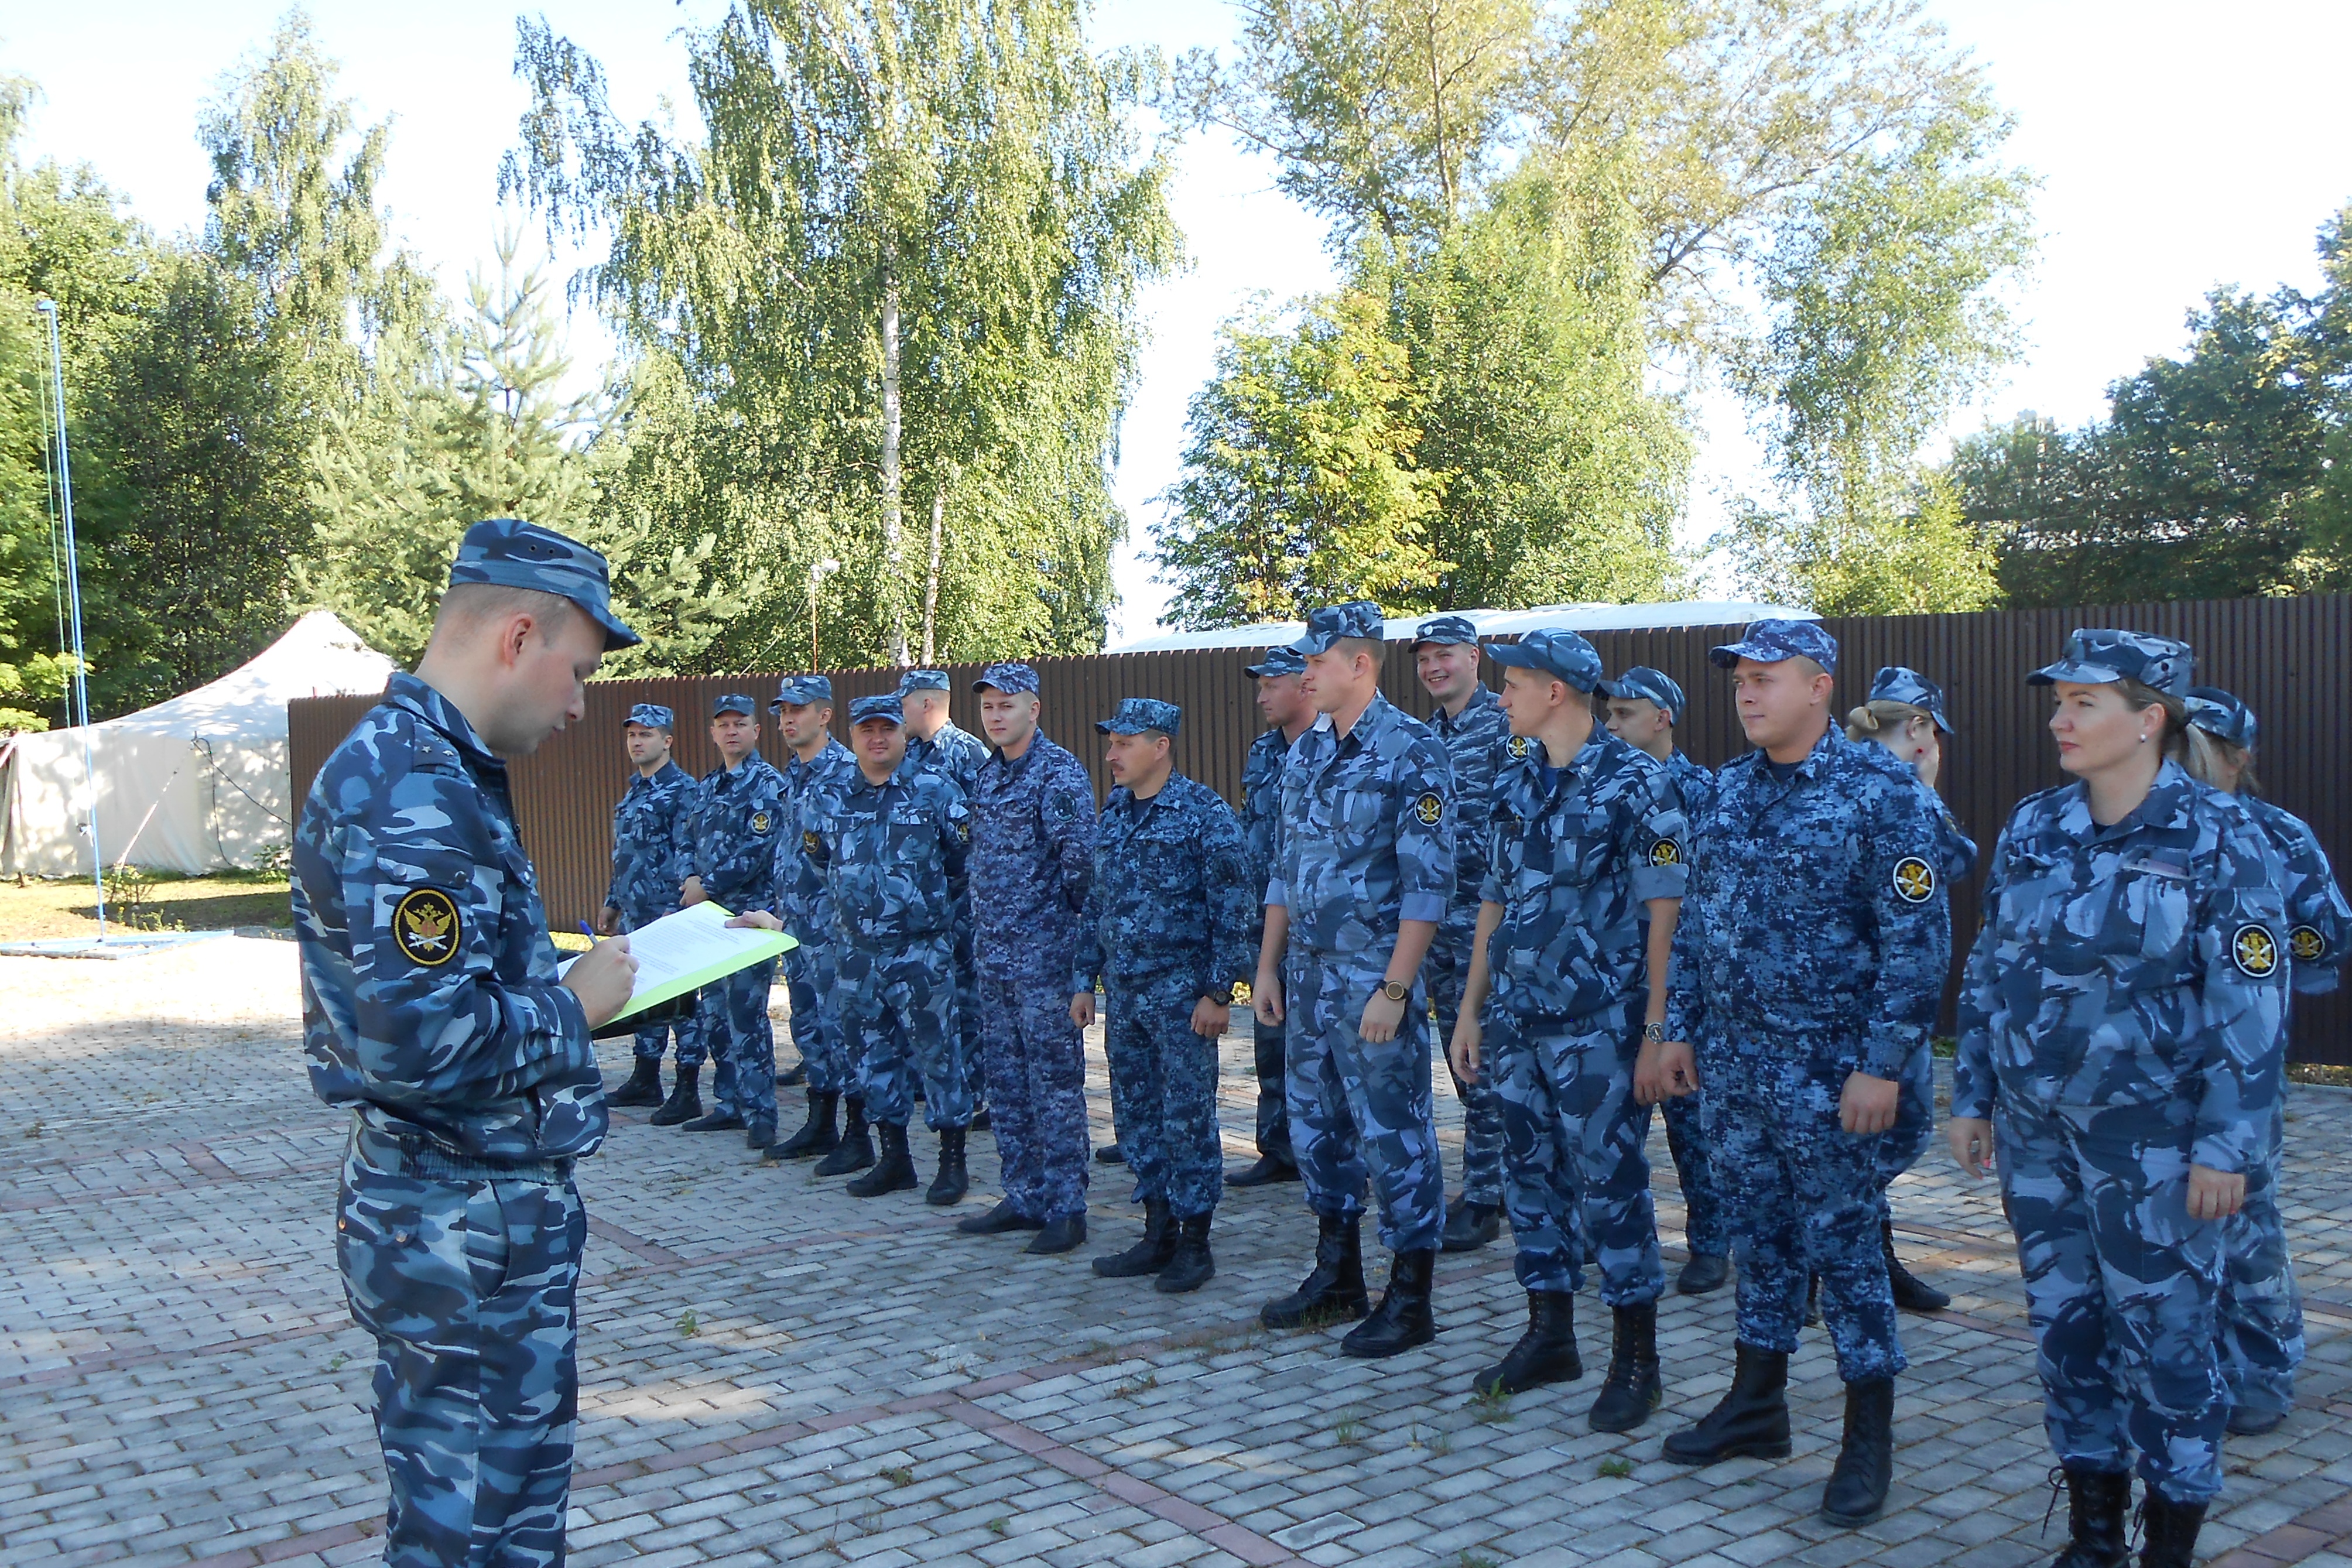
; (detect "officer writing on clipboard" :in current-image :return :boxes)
[292,518,641,1568]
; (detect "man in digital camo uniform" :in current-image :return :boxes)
[766,675,862,1161]
[295,518,641,1567]
[676,694,788,1150]
[598,702,696,1109]
[1076,698,1258,1293]
[1254,601,1456,1360]
[1598,665,1728,1295]
[1412,613,1512,1252]
[1230,643,1313,1186]
[956,662,1100,1255]
[901,668,991,1124]
[1653,619,1951,1529]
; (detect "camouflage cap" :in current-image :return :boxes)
[1596,666,1686,724]
[1412,613,1480,648]
[973,662,1040,695]
[1243,645,1307,679]
[849,694,905,726]
[769,675,833,711]
[711,694,756,718]
[1870,666,1954,734]
[2186,685,2258,749]
[1097,697,1182,737]
[1287,601,1386,655]
[1488,628,1604,694]
[2028,628,2195,698]
[625,703,675,731]
[446,518,640,650]
[1709,617,1838,673]
[896,670,951,695]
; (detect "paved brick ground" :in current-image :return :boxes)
[4,936,2349,1567]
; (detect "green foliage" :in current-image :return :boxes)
[1155,289,1449,625]
[1724,474,1999,616]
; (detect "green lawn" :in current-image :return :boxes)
[0,869,293,940]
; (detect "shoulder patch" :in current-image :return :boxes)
[1507,734,1529,760]
[2234,923,2281,978]
[1649,837,1683,868]
[1413,792,1445,826]
[2290,925,2327,964]
[1892,857,1936,904]
[749,810,773,835]
[392,888,462,967]
[802,829,821,853]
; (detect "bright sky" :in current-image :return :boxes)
[9,2,2351,645]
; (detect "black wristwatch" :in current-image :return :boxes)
[1380,980,1410,1002]
[1642,1022,1668,1046]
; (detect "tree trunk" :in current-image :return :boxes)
[922,486,943,663]
[880,254,909,666]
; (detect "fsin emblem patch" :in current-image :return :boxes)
[1649,838,1682,867]
[1507,735,1530,760]
[2234,923,2280,979]
[802,830,822,854]
[750,810,773,834]
[2290,925,2327,963]
[1414,793,1445,825]
[393,888,462,967]
[1892,857,1936,904]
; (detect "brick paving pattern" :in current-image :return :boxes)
[4,936,2348,1567]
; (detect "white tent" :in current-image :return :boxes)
[0,610,398,877]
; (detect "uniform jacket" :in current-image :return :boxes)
[1664,749,1715,823]
[907,720,987,793]
[1668,728,1952,1078]
[606,759,696,921]
[1953,762,2291,1174]
[2243,796,2351,997]
[1922,780,1980,881]
[968,732,1098,978]
[1242,725,1296,920]
[293,672,601,1162]
[776,738,858,945]
[1269,694,1456,958]
[804,760,971,949]
[1074,772,1257,1000]
[1430,684,1511,919]
[1481,730,1688,1023]
[691,752,788,915]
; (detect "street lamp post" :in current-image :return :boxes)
[809,558,841,670]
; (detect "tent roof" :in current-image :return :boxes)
[98,610,399,743]
[1106,601,1816,654]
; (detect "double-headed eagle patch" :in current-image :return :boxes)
[1649,838,1682,867]
[1414,793,1445,825]
[1892,857,1936,904]
[2291,925,2327,964]
[2234,923,2280,979]
[393,888,461,967]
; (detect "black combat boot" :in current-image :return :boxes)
[768,1091,839,1160]
[648,1064,703,1126]
[1440,1200,1501,1252]
[1802,1272,1822,1327]
[812,1097,874,1177]
[970,1104,992,1132]
[926,1127,969,1206]
[1475,1290,1580,1396]
[1662,1343,1793,1465]
[1261,1214,1370,1329]
[2046,1465,2131,1568]
[1676,1252,1730,1295]
[846,1121,917,1196]
[1155,1213,1215,1294]
[958,1199,1044,1236]
[776,1059,806,1088]
[1226,1151,1298,1186]
[744,1117,775,1151]
[1027,1214,1085,1254]
[1588,1302,1663,1433]
[2135,1491,2207,1568]
[682,1104,747,1133]
[607,1058,663,1108]
[1884,1221,1950,1312]
[1092,1200,1175,1278]
[1819,1376,1895,1525]
[1340,1248,1437,1359]
[1095,1142,1127,1165]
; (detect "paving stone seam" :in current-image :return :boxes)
[2209,1489,2352,1567]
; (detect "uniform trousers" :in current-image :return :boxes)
[1872,1043,1937,1220]
[782,941,850,1095]
[700,958,777,1128]
[843,933,970,1131]
[1283,946,1447,1254]
[1105,970,1225,1218]
[977,963,1090,1221]
[2219,1101,2303,1419]
[1423,912,1505,1208]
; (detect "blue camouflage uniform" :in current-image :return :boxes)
[1269,603,1454,1255]
[1077,700,1258,1218]
[1855,667,1979,1220]
[771,677,860,1098]
[1955,634,2290,1505]
[1240,672,1303,1166]
[2187,687,2351,1423]
[807,694,974,1131]
[1600,665,1725,1263]
[968,663,1099,1223]
[688,697,787,1135]
[294,519,638,1568]
[1481,632,1689,1306]
[1668,621,1952,1386]
[1415,615,1509,1214]
[606,704,696,1066]
[901,670,990,1106]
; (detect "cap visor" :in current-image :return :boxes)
[591,605,642,649]
[1485,643,1542,669]
[1707,642,1768,669]
[2026,660,2124,687]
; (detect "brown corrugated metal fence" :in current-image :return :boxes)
[289,591,2352,1063]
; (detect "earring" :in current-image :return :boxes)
[2138,734,2148,744]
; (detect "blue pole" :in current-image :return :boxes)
[36,299,103,937]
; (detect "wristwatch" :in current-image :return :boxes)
[1380,980,1410,1002]
[1642,1022,1668,1045]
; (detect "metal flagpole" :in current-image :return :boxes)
[36,299,103,937]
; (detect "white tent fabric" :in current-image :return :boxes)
[1105,601,1816,653]
[0,611,398,876]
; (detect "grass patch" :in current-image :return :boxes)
[1466,1382,1514,1423]
[0,871,292,940]
[879,1465,913,1487]
[2289,1063,2352,1088]
[1598,1456,1634,1479]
